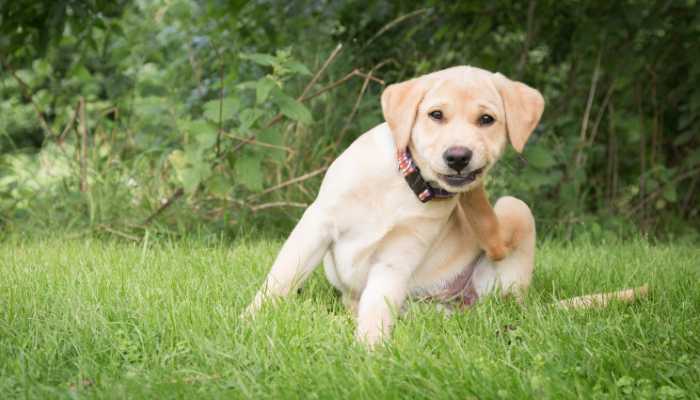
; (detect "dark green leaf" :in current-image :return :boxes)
[240,53,276,66]
[207,174,232,197]
[256,77,276,105]
[235,154,263,192]
[283,60,312,75]
[271,87,313,124]
[203,98,241,121]
[239,109,266,131]
[257,127,287,163]
[663,185,678,202]
[525,146,557,168]
[182,162,211,195]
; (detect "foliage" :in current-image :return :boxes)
[0,0,699,242]
[0,237,698,398]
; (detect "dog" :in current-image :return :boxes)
[244,66,645,346]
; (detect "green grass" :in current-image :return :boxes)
[0,236,698,399]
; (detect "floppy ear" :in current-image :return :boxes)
[381,77,433,150]
[492,73,545,153]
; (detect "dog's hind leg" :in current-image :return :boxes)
[461,186,536,301]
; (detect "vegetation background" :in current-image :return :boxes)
[1,0,699,243]
[1,2,700,399]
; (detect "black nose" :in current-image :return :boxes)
[443,147,472,173]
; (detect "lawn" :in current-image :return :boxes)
[0,236,698,399]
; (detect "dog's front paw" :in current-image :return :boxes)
[355,324,388,352]
[238,303,257,321]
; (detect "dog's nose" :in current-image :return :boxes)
[443,147,473,173]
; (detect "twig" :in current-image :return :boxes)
[517,1,537,71]
[59,101,81,142]
[210,38,224,157]
[579,39,605,143]
[325,59,392,165]
[301,71,357,102]
[363,8,433,49]
[0,50,68,157]
[298,43,343,101]
[586,77,617,148]
[326,71,373,165]
[246,167,328,201]
[219,131,294,152]
[301,69,384,103]
[144,188,184,223]
[80,98,88,194]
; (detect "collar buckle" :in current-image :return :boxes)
[405,169,436,203]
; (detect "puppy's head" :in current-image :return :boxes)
[381,66,544,192]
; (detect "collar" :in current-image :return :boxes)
[398,147,456,203]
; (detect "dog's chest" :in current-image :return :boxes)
[327,194,451,288]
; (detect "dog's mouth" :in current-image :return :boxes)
[438,168,484,187]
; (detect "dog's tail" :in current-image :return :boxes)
[557,284,649,310]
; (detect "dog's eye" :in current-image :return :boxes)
[479,115,494,126]
[429,111,443,121]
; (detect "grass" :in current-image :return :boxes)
[0,235,698,399]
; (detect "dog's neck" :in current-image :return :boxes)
[398,144,456,203]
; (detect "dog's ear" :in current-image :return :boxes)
[492,73,545,153]
[381,77,432,150]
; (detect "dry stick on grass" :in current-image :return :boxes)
[558,284,649,310]
[210,38,224,157]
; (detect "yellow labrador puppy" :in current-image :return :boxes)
[245,66,543,345]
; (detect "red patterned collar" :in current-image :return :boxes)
[398,147,456,203]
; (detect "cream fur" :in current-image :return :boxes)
[244,66,544,346]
